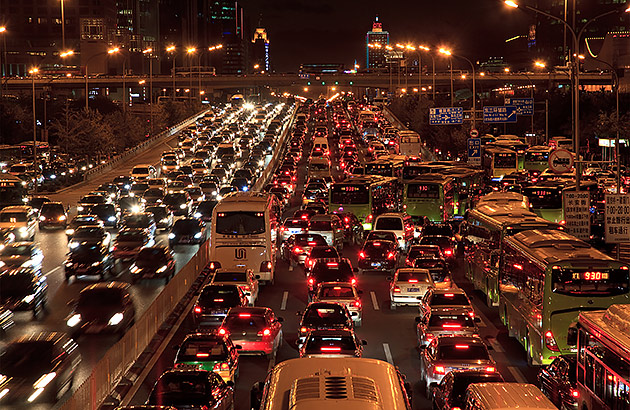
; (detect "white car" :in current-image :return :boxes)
[307,214,345,251]
[373,213,414,252]
[389,268,434,310]
[130,164,157,180]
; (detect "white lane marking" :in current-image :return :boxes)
[489,338,505,353]
[507,366,528,383]
[383,343,394,365]
[280,291,288,311]
[370,291,379,311]
[45,266,61,277]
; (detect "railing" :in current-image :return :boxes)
[57,241,209,410]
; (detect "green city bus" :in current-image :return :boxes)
[524,146,553,174]
[523,180,599,224]
[482,146,518,179]
[441,166,484,217]
[500,229,629,365]
[329,175,399,230]
[403,174,454,223]
[489,139,529,170]
[463,203,562,306]
[365,156,405,181]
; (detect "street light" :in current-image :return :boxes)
[60,50,74,58]
[84,47,119,111]
[143,47,154,134]
[0,27,6,96]
[186,47,196,99]
[438,48,454,106]
[439,47,477,129]
[505,0,630,188]
[418,45,435,100]
[29,67,39,191]
[534,60,546,69]
[166,45,176,99]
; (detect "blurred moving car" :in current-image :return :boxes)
[129,246,176,284]
[146,368,234,409]
[0,267,48,318]
[38,201,67,229]
[174,332,241,382]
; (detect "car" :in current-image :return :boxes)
[537,354,578,410]
[416,307,480,348]
[0,332,80,404]
[65,214,103,238]
[303,245,340,273]
[413,257,452,288]
[131,164,157,180]
[297,302,354,347]
[193,200,217,222]
[113,228,153,260]
[97,183,121,200]
[145,204,174,230]
[218,307,283,357]
[334,211,365,245]
[0,205,38,241]
[169,218,207,246]
[192,284,248,327]
[304,201,328,215]
[90,203,120,227]
[357,239,399,274]
[66,282,136,336]
[280,233,328,267]
[364,230,400,246]
[185,186,205,202]
[406,244,443,265]
[299,328,366,358]
[312,281,363,326]
[211,268,260,306]
[163,191,193,216]
[28,195,51,211]
[280,217,309,242]
[432,369,505,410]
[68,225,111,249]
[174,332,240,382]
[121,212,157,239]
[130,182,151,198]
[147,178,167,189]
[419,335,496,397]
[420,235,456,259]
[65,242,115,281]
[389,268,435,310]
[38,201,67,229]
[0,267,47,318]
[141,187,165,206]
[420,288,477,320]
[373,213,414,252]
[307,258,358,298]
[129,246,176,284]
[146,368,234,409]
[307,214,345,251]
[117,195,143,215]
[0,242,43,273]
[113,175,133,190]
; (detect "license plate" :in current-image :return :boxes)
[407,288,420,292]
[371,262,382,267]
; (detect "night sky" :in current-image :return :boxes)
[241,0,532,72]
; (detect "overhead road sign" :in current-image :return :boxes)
[483,106,517,123]
[505,97,534,116]
[468,138,481,166]
[429,107,463,125]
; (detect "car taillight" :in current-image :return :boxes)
[408,279,418,283]
[570,389,580,399]
[209,261,221,270]
[366,214,373,222]
[196,353,209,357]
[359,251,365,259]
[213,362,230,371]
[351,278,357,285]
[485,366,495,372]
[293,247,303,254]
[468,311,475,318]
[425,333,434,342]
[308,278,314,285]
[545,330,560,352]
[194,306,202,314]
[433,365,446,375]
[258,328,271,337]
[320,346,341,352]
[444,249,453,256]
[353,301,361,308]
[300,327,308,333]
[218,327,227,336]
[393,286,401,293]
[260,261,272,272]
[387,252,395,260]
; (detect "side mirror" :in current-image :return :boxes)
[361,339,368,346]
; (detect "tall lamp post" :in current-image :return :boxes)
[418,45,435,100]
[166,45,176,100]
[504,0,630,188]
[439,48,476,129]
[0,26,6,96]
[85,47,119,111]
[60,0,66,51]
[29,67,39,191]
[143,48,154,135]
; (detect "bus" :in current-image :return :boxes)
[475,191,530,209]
[524,146,553,174]
[523,180,599,224]
[463,204,562,306]
[499,229,629,366]
[365,156,405,180]
[440,167,484,217]
[489,139,529,170]
[209,192,281,284]
[572,304,630,410]
[403,174,454,223]
[0,174,28,210]
[550,136,573,151]
[481,146,518,179]
[329,175,399,230]
[0,145,22,166]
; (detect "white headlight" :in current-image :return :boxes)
[32,372,56,391]
[194,212,202,218]
[131,205,141,213]
[108,312,124,326]
[18,227,28,234]
[168,233,175,239]
[108,216,116,222]
[91,261,101,267]
[179,203,187,209]
[66,314,81,327]
[130,264,140,273]
[65,229,75,236]
[69,241,79,249]
[156,265,168,273]
[77,206,84,212]
[21,261,33,268]
[22,294,35,304]
[194,232,202,239]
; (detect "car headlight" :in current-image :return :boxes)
[22,294,35,304]
[124,184,131,190]
[194,212,202,218]
[66,314,82,327]
[91,261,101,267]
[39,215,46,221]
[77,206,84,212]
[21,260,33,268]
[50,174,56,179]
[65,229,75,235]
[160,218,169,223]
[131,205,141,213]
[18,227,28,234]
[69,241,79,249]
[156,265,168,273]
[162,166,167,170]
[108,312,124,326]
[168,233,175,239]
[58,215,67,221]
[194,232,202,239]
[33,372,56,390]
[179,203,187,209]
[108,216,116,222]
[130,264,140,273]
[211,190,217,196]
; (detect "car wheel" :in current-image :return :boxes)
[355,318,362,327]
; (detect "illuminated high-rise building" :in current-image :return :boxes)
[252,27,270,73]
[366,16,389,71]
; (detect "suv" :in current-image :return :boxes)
[0,206,38,241]
[373,213,414,252]
[38,202,67,229]
[307,258,357,300]
[192,284,248,327]
[308,214,345,251]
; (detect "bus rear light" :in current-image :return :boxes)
[260,261,272,272]
[545,330,560,352]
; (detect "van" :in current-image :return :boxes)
[313,137,329,155]
[250,357,412,410]
[465,383,556,410]
[0,206,38,241]
[399,132,422,156]
[373,213,414,252]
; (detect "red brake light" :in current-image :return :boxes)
[485,366,496,373]
[359,251,365,258]
[393,286,401,293]
[442,324,462,329]
[408,279,418,283]
[300,327,308,333]
[320,346,341,352]
[351,278,357,285]
[308,278,314,285]
[570,389,580,399]
[293,247,303,254]
[354,301,361,308]
[455,345,469,349]
[194,306,202,313]
[373,242,381,247]
[434,366,446,375]
[444,249,453,256]
[307,241,317,246]
[196,353,210,357]
[387,252,395,260]
[258,328,271,337]
[238,313,251,318]
[214,299,224,302]
[445,293,454,297]
[326,262,338,267]
[218,328,227,335]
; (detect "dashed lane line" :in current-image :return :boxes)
[507,366,528,383]
[280,291,288,311]
[383,343,394,365]
[370,291,380,311]
[488,338,505,353]
[44,266,61,277]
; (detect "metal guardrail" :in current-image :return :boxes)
[57,241,210,410]
[57,104,298,410]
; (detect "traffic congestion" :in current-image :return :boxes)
[0,96,628,410]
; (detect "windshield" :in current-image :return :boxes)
[525,152,549,162]
[423,225,453,236]
[375,217,403,230]
[173,220,200,234]
[91,204,114,214]
[146,206,167,219]
[310,220,332,231]
[318,286,354,298]
[136,248,168,266]
[304,335,356,353]
[420,236,452,248]
[214,272,247,282]
[303,305,348,327]
[494,153,516,168]
[117,231,145,242]
[431,293,470,306]
[551,267,629,296]
[0,212,27,222]
[407,183,440,199]
[331,185,368,204]
[439,344,490,361]
[409,247,441,259]
[73,227,103,238]
[311,261,354,281]
[223,315,266,331]
[152,374,208,405]
[310,247,339,259]
[40,203,64,214]
[284,219,308,228]
[215,211,265,235]
[78,289,123,308]
[0,341,53,378]
[164,193,187,205]
[397,270,431,282]
[178,339,228,362]
[1,245,31,256]
[133,167,149,174]
[69,246,102,261]
[199,286,240,306]
[0,273,33,297]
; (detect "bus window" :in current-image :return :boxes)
[215,211,266,235]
